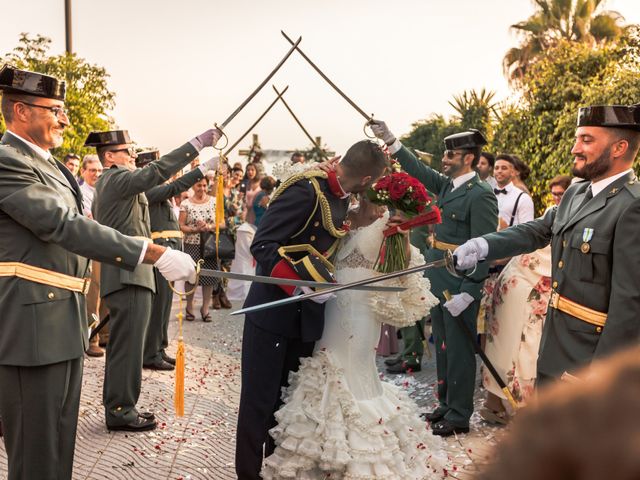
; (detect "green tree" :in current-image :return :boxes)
[492,26,640,211]
[1,33,115,158]
[399,114,461,172]
[504,0,625,84]
[448,88,498,138]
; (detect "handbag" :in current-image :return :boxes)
[201,231,235,261]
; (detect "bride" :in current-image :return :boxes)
[261,196,450,479]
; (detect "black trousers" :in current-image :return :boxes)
[0,357,83,480]
[235,321,314,480]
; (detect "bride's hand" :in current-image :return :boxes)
[386,212,408,232]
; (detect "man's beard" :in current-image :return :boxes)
[572,147,611,181]
[444,160,464,178]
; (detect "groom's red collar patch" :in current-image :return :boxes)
[327,170,348,198]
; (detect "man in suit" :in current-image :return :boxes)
[0,66,196,480]
[235,140,388,479]
[455,104,640,383]
[87,129,219,431]
[137,150,211,370]
[372,120,499,436]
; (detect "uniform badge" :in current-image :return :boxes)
[581,228,594,253]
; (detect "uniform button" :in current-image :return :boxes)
[313,221,320,227]
[115,256,122,262]
[310,235,316,241]
[186,152,191,157]
[562,240,567,248]
[596,326,603,333]
[47,292,55,299]
[558,260,564,268]
[452,214,456,219]
[552,281,558,289]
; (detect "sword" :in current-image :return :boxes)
[281,31,373,122]
[224,85,290,156]
[272,85,328,160]
[231,250,460,316]
[89,313,109,341]
[214,36,302,147]
[199,268,404,292]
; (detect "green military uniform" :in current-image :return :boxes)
[393,143,498,428]
[143,162,204,366]
[90,132,198,428]
[478,105,640,382]
[0,67,144,480]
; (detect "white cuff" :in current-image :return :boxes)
[189,138,204,152]
[476,237,489,260]
[387,138,402,155]
[136,240,149,265]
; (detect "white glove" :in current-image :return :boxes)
[444,292,474,317]
[453,238,489,270]
[370,120,396,145]
[154,247,197,284]
[298,286,335,304]
[198,156,220,173]
[189,128,223,151]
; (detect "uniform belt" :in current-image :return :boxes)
[432,238,460,251]
[0,262,91,295]
[151,230,183,240]
[550,290,607,328]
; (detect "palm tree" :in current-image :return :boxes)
[448,88,498,135]
[504,0,625,83]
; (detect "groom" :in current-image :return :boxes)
[235,140,388,479]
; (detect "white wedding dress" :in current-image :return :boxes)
[261,215,449,479]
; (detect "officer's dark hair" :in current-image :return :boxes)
[609,128,640,160]
[96,147,109,164]
[480,151,496,168]
[1,92,40,123]
[463,147,482,169]
[341,140,389,177]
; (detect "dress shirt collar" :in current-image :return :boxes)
[590,169,634,197]
[6,129,51,161]
[451,171,477,191]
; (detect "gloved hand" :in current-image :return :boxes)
[154,247,197,284]
[444,292,474,317]
[369,120,396,145]
[198,155,220,173]
[190,128,223,151]
[298,286,335,304]
[453,238,489,270]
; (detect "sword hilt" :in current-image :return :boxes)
[213,124,229,151]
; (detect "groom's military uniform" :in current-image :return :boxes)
[236,170,350,480]
[0,67,145,480]
[481,105,640,382]
[88,131,198,429]
[390,133,498,429]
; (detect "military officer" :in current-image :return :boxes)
[0,66,195,480]
[138,150,212,370]
[455,104,640,383]
[235,140,388,480]
[87,128,220,431]
[372,120,498,436]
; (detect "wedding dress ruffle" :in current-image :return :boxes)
[261,349,450,480]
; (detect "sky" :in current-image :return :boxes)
[1,0,639,161]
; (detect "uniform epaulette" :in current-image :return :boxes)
[271,169,347,239]
[624,178,640,198]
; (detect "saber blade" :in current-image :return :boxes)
[231,252,457,316]
[281,31,372,122]
[199,268,405,292]
[218,36,301,129]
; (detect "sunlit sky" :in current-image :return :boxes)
[2,0,639,160]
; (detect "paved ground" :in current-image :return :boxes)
[0,294,505,479]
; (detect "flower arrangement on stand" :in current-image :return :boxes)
[366,170,441,273]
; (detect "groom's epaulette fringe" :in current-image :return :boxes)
[271,170,348,240]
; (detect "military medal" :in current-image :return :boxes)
[581,227,594,253]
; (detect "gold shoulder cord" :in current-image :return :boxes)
[271,170,347,240]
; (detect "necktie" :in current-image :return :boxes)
[572,185,593,215]
[494,188,507,195]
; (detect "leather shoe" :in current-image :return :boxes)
[420,410,446,423]
[161,351,176,365]
[138,411,155,421]
[85,344,104,357]
[108,416,157,432]
[384,356,402,367]
[431,419,469,437]
[386,361,421,374]
[143,359,174,371]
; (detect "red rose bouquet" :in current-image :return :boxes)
[366,172,441,273]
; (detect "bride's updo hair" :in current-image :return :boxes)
[340,140,389,179]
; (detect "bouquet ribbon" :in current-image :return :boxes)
[382,207,442,238]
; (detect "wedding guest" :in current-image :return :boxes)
[63,152,81,177]
[476,151,497,188]
[512,155,531,194]
[252,176,276,227]
[242,163,263,226]
[549,175,571,206]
